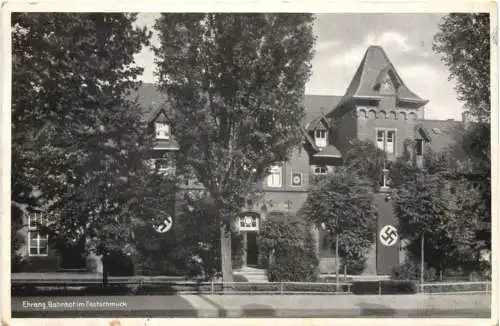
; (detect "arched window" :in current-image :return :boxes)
[368,110,377,119]
[390,111,397,120]
[379,110,387,119]
[409,112,417,121]
[358,108,367,119]
[399,111,407,120]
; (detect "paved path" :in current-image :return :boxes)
[11,293,491,318]
[196,293,491,318]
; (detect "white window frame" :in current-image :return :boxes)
[238,215,259,231]
[375,128,397,154]
[314,166,328,175]
[290,172,303,187]
[267,164,283,188]
[155,122,171,140]
[28,212,49,257]
[376,129,385,151]
[314,129,327,148]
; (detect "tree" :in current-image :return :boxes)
[392,150,483,274]
[258,213,318,282]
[12,13,152,281]
[433,13,490,122]
[153,14,315,283]
[300,169,377,273]
[433,13,491,257]
[344,139,387,191]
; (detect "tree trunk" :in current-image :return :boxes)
[102,255,109,286]
[220,224,234,289]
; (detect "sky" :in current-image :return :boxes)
[133,13,465,121]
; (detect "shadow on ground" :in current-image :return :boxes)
[240,304,276,317]
[357,302,396,317]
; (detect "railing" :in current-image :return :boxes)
[11,278,492,296]
[12,279,352,295]
[421,281,492,294]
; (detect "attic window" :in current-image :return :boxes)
[155,122,170,140]
[314,130,327,148]
[314,166,328,175]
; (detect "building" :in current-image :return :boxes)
[13,45,466,276]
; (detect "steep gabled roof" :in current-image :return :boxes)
[313,144,342,158]
[303,95,343,126]
[307,116,329,131]
[127,83,170,123]
[329,45,428,117]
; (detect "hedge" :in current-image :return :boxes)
[351,280,417,295]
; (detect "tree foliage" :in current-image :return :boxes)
[300,169,377,272]
[134,190,220,278]
[344,139,387,191]
[258,213,318,282]
[153,13,316,282]
[392,150,485,274]
[433,13,491,259]
[11,13,152,271]
[433,13,490,122]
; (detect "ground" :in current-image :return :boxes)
[11,294,491,318]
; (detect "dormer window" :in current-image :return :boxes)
[314,166,328,175]
[155,122,170,140]
[314,129,327,148]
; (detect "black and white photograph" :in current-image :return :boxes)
[2,1,497,322]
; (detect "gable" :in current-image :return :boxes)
[307,116,329,131]
[417,126,432,142]
[151,109,170,124]
[374,67,400,95]
[329,45,428,117]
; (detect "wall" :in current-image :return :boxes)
[356,96,422,161]
[257,147,311,218]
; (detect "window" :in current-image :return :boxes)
[314,166,328,175]
[314,129,327,148]
[28,212,48,256]
[376,129,396,154]
[386,130,395,153]
[415,139,424,156]
[376,130,385,150]
[238,215,259,231]
[155,122,170,139]
[267,164,282,187]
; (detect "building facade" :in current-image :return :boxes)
[14,45,465,276]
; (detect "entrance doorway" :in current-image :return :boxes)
[246,232,259,266]
[59,241,87,271]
